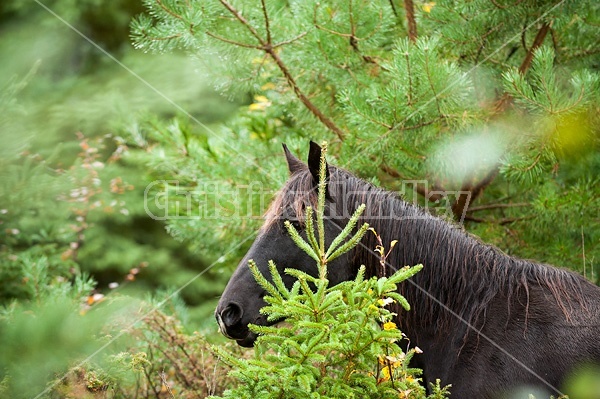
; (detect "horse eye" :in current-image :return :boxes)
[288,219,303,230]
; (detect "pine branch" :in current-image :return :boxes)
[145,33,183,42]
[209,1,346,141]
[388,0,398,17]
[347,100,392,129]
[217,0,265,45]
[314,2,383,66]
[268,260,290,298]
[468,21,554,213]
[490,0,525,9]
[390,117,441,133]
[451,167,499,220]
[475,22,505,65]
[251,262,280,301]
[273,32,308,48]
[464,215,534,224]
[205,31,262,49]
[519,21,552,74]
[466,202,530,212]
[499,216,535,225]
[550,27,559,61]
[423,49,443,117]
[266,48,346,141]
[325,204,366,258]
[284,221,320,263]
[304,207,320,253]
[156,0,184,21]
[349,0,357,38]
[521,22,528,54]
[327,221,369,262]
[403,0,418,43]
[260,0,272,44]
[496,21,552,112]
[382,161,502,221]
[404,50,414,105]
[316,144,328,260]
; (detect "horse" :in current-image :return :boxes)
[215,142,600,398]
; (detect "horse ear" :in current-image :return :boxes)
[283,143,305,175]
[307,141,330,191]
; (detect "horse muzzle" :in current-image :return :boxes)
[215,301,261,347]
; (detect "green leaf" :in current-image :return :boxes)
[325,204,366,258]
[285,220,320,263]
[327,222,370,262]
[248,260,281,299]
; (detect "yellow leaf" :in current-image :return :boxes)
[422,2,435,13]
[249,102,268,111]
[380,365,391,381]
[399,389,413,398]
[249,95,272,111]
[552,112,593,158]
[383,321,397,331]
[261,82,276,90]
[385,354,403,368]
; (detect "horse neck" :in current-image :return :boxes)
[346,190,507,334]
[341,182,587,343]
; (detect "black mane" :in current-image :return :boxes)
[266,164,588,339]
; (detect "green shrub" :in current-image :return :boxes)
[108,302,246,399]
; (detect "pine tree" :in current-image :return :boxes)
[130,0,599,277]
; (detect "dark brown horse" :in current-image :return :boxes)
[216,142,600,398]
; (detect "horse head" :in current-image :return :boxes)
[215,142,356,347]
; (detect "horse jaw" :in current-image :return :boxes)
[235,332,258,348]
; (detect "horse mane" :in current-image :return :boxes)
[265,164,587,339]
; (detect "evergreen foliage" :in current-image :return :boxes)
[0,4,237,396]
[0,1,237,313]
[131,0,599,280]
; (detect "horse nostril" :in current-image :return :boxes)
[220,302,243,327]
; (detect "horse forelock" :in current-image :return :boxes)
[262,170,318,231]
[261,165,380,230]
